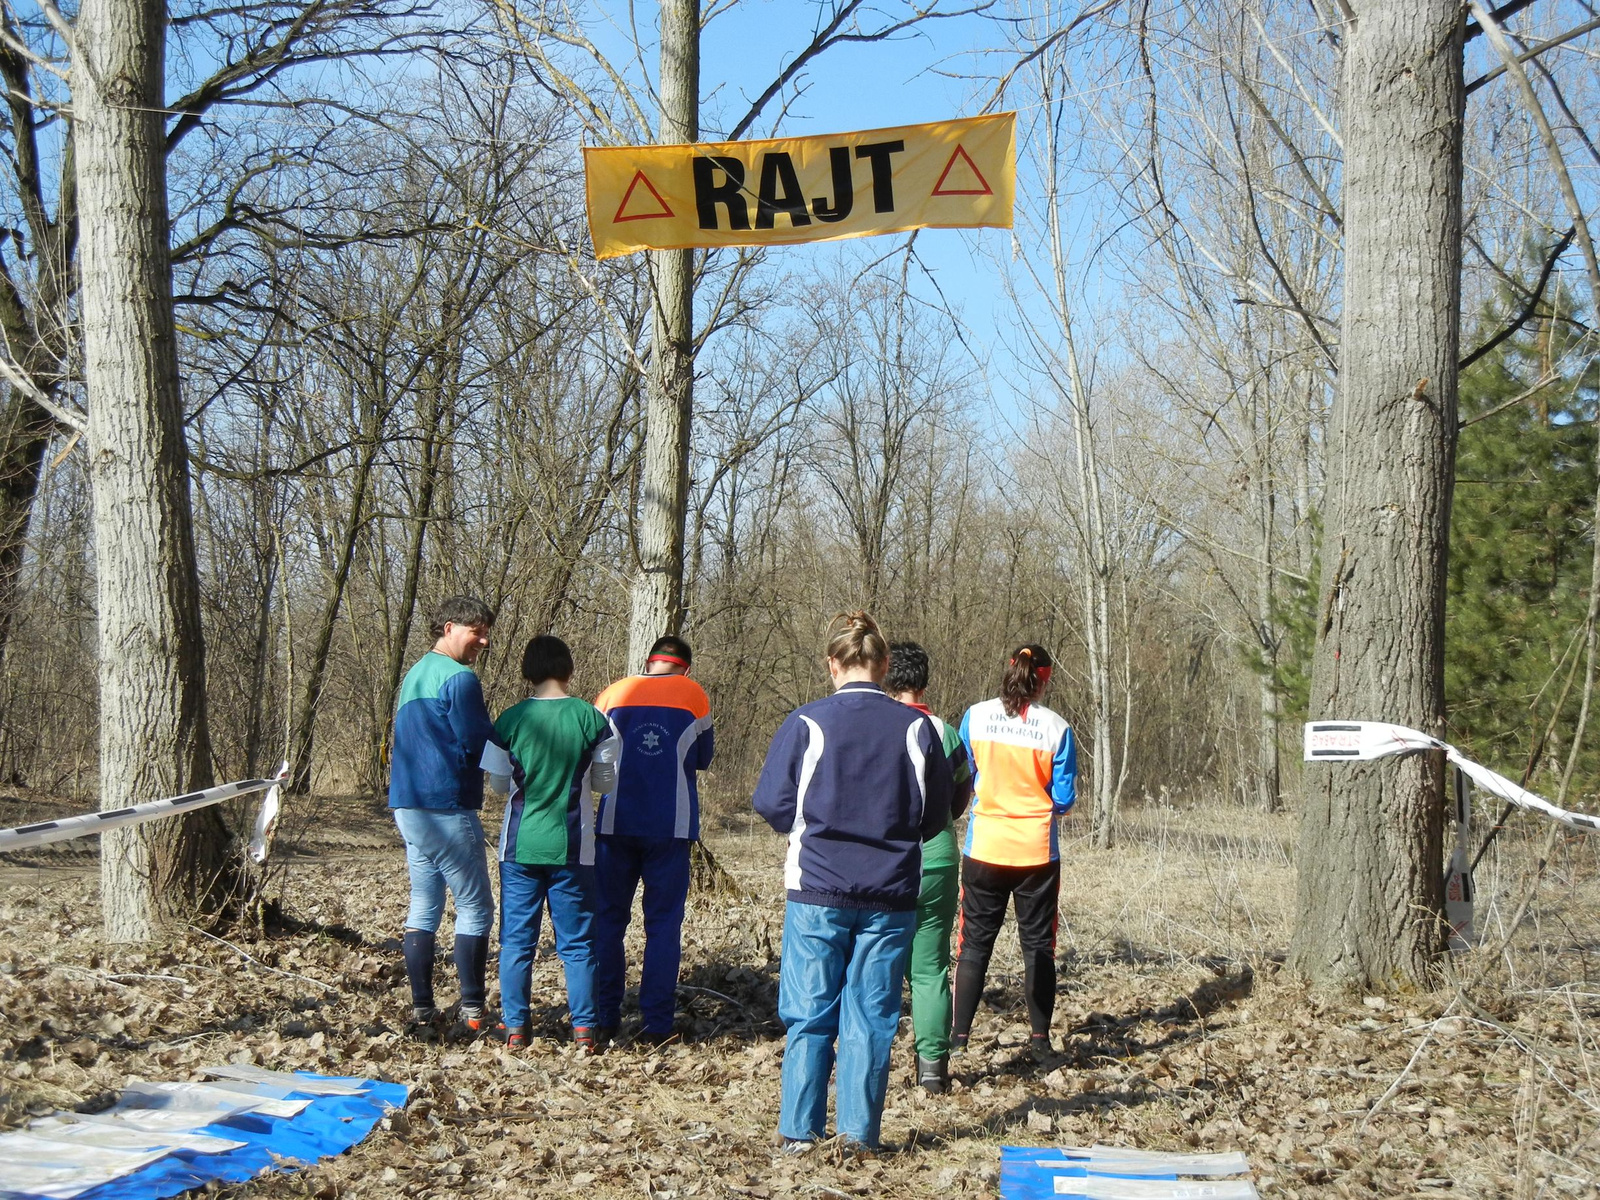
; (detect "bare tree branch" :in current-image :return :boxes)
[1460,226,1575,371]
[1466,17,1600,96]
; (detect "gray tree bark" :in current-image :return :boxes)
[0,26,78,687]
[1255,431,1281,812]
[627,0,698,671]
[78,0,226,942]
[286,402,380,796]
[1038,50,1123,849]
[1290,0,1464,990]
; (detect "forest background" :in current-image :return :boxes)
[0,0,1595,851]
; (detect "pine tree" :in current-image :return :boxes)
[1447,276,1599,784]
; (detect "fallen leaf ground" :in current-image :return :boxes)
[2,790,1597,1198]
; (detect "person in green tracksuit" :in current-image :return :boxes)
[885,641,974,1093]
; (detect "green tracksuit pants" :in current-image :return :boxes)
[909,861,960,1060]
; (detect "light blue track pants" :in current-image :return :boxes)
[777,900,915,1148]
[392,807,494,936]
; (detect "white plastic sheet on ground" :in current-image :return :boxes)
[0,1135,172,1200]
[21,1117,243,1156]
[1070,1147,1253,1177]
[115,1080,310,1121]
[1002,1144,1257,1200]
[200,1065,365,1096]
[0,1072,398,1200]
[1074,1181,1258,1200]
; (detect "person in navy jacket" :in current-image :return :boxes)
[592,634,715,1045]
[753,611,954,1152]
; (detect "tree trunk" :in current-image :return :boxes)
[1290,0,1463,990]
[0,39,79,686]
[241,495,277,778]
[1256,458,1281,812]
[627,0,698,671]
[0,392,56,677]
[374,389,451,783]
[287,429,379,794]
[1040,53,1121,850]
[79,0,225,942]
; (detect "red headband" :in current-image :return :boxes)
[647,653,690,669]
[1010,657,1052,687]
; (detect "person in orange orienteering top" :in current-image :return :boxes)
[951,644,1076,1061]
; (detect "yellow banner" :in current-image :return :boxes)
[583,113,1015,260]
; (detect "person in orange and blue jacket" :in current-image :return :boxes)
[591,635,714,1046]
[952,643,1076,1060]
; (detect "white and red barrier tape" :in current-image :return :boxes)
[1305,721,1600,950]
[0,762,289,863]
[1304,721,1600,833]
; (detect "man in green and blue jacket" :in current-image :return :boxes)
[389,595,497,1030]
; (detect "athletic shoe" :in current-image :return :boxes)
[405,1006,444,1039]
[573,1026,597,1054]
[499,1023,530,1050]
[780,1138,814,1157]
[950,1030,970,1056]
[460,1005,489,1034]
[917,1054,949,1094]
[1029,1032,1054,1063]
[594,1025,618,1049]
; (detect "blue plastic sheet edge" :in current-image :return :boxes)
[1000,1146,1178,1200]
[2,1072,408,1200]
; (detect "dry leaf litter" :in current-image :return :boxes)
[2,789,1597,1198]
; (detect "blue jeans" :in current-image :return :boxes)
[392,807,494,936]
[595,835,692,1034]
[777,901,915,1148]
[499,861,598,1030]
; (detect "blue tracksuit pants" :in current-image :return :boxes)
[594,835,692,1035]
[777,899,915,1148]
[499,861,597,1032]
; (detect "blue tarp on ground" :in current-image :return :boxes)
[1001,1146,1178,1200]
[2,1072,407,1200]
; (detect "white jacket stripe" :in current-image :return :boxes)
[905,719,928,816]
[674,715,710,839]
[784,716,824,892]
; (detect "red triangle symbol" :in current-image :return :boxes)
[931,144,992,197]
[613,170,674,222]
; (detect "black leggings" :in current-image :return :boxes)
[951,856,1061,1037]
